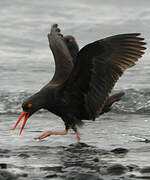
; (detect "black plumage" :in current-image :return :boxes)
[64,35,79,64]
[13,24,146,141]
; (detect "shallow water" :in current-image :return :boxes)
[1,0,150,179]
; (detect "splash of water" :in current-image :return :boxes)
[1,89,150,115]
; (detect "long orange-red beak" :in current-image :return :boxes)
[13,111,29,135]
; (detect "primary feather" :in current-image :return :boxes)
[61,33,146,120]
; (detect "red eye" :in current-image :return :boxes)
[27,104,32,108]
[69,38,73,43]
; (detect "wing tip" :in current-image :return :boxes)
[128,33,146,43]
[113,33,145,40]
[141,46,147,50]
[52,24,58,28]
[50,24,61,34]
[115,33,147,51]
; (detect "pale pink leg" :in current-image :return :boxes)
[75,129,81,142]
[34,130,68,140]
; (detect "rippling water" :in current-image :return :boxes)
[1,0,150,179]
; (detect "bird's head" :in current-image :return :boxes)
[64,35,79,63]
[13,91,46,135]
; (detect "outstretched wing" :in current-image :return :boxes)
[62,33,146,119]
[48,24,73,86]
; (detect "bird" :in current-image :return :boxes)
[64,34,125,115]
[64,35,79,64]
[13,24,146,142]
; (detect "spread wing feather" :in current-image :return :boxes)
[48,24,73,86]
[62,33,146,119]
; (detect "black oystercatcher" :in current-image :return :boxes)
[13,24,146,141]
[64,35,79,64]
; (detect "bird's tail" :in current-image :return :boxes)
[100,91,125,115]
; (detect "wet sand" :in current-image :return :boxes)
[0,113,150,179]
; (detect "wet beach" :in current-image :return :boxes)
[1,112,150,179]
[1,0,150,179]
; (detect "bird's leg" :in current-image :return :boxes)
[75,129,81,142]
[72,127,81,142]
[34,130,68,140]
